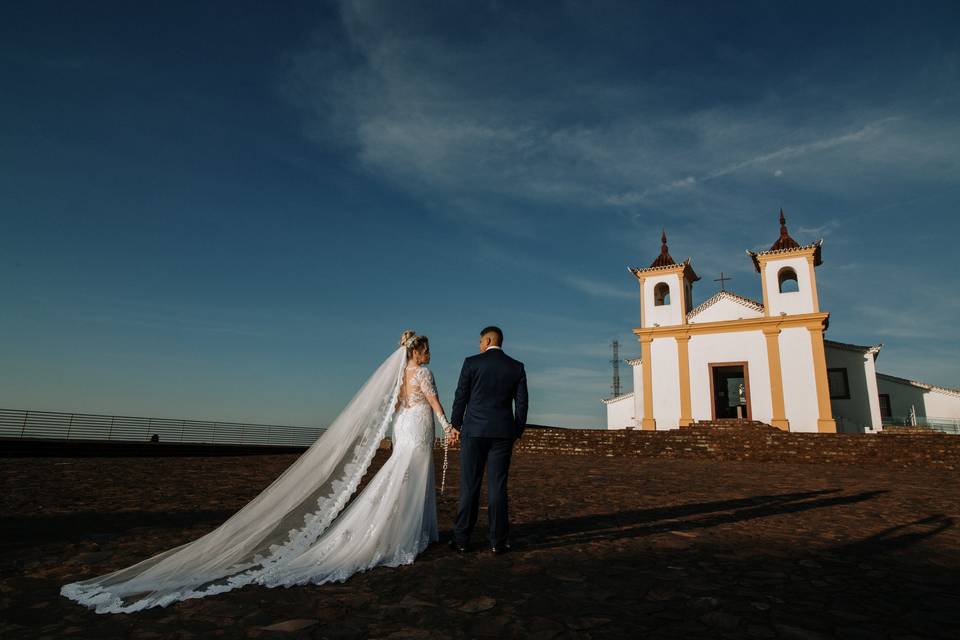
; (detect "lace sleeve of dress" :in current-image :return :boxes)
[417,367,438,398]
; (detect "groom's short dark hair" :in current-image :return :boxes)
[481,326,503,344]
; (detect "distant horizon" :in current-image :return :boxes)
[0,406,594,442]
[2,1,958,429]
[0,404,605,430]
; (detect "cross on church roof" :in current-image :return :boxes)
[714,272,732,291]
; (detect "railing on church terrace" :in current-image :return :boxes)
[881,416,960,435]
[0,408,324,447]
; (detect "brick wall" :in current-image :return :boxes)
[437,423,960,470]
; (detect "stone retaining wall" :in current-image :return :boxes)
[438,424,960,469]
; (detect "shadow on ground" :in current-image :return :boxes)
[1,452,958,639]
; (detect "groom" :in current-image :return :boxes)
[448,326,528,554]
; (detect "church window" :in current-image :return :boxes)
[827,368,850,399]
[778,267,799,293]
[654,282,671,306]
[879,394,892,418]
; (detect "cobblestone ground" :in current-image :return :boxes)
[1,451,958,639]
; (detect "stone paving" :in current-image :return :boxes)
[1,449,958,639]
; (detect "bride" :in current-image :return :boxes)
[60,330,455,614]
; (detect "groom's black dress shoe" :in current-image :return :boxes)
[447,539,468,554]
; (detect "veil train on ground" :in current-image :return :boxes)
[60,347,407,614]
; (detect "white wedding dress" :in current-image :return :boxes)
[60,347,441,614]
[259,365,440,588]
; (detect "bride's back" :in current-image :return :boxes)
[399,366,437,408]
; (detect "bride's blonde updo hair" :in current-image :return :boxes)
[399,330,429,358]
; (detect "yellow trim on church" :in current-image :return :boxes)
[633,311,829,339]
[677,277,688,325]
[640,335,656,430]
[807,325,837,432]
[675,335,692,426]
[805,254,820,313]
[762,327,789,431]
[637,275,646,328]
[634,312,832,432]
[760,266,771,316]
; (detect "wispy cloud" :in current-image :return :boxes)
[285,5,953,221]
[277,0,960,420]
[287,2,960,236]
[797,220,841,237]
[606,118,902,206]
[703,118,900,180]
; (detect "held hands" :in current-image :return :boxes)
[437,413,459,446]
[444,426,460,446]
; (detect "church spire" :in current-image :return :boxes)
[650,228,677,268]
[769,208,801,251]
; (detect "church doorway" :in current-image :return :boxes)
[710,363,752,420]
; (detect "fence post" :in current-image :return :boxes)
[212,422,218,444]
[20,411,29,438]
[108,415,115,441]
[66,413,74,439]
[180,420,185,442]
[146,418,153,442]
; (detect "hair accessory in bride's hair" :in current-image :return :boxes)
[399,330,417,349]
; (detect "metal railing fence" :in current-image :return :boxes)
[881,415,960,435]
[0,408,325,447]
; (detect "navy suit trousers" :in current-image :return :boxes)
[454,435,514,547]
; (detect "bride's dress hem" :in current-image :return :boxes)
[58,362,441,615]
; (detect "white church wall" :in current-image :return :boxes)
[633,362,643,422]
[688,297,763,324]
[877,376,926,420]
[764,256,815,316]
[825,346,881,433]
[650,338,681,429]
[921,388,960,420]
[863,353,882,430]
[877,375,960,423]
[779,328,820,431]
[687,331,773,424]
[604,394,636,429]
[644,273,684,327]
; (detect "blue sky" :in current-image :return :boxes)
[2,1,958,428]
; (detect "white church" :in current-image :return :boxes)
[603,211,960,433]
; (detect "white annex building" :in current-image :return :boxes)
[604,212,960,433]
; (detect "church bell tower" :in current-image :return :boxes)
[747,210,824,317]
[630,231,700,328]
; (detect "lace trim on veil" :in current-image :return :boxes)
[61,348,406,614]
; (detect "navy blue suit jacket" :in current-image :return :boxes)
[451,348,528,439]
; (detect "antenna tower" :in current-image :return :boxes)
[610,340,622,398]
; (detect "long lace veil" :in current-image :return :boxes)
[61,346,407,614]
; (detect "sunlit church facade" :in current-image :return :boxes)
[603,212,960,433]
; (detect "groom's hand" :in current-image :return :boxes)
[447,427,461,446]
